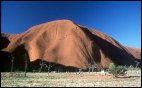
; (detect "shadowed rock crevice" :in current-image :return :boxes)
[1,37,10,50]
[78,25,138,67]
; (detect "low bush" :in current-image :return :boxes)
[108,63,127,77]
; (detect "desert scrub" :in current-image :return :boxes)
[108,63,127,77]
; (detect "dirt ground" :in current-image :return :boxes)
[1,72,141,87]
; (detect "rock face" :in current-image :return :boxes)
[1,20,141,71]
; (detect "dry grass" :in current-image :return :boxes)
[1,70,141,87]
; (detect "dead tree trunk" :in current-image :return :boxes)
[24,53,28,77]
[89,67,91,74]
[76,68,78,74]
[39,59,44,73]
[91,66,94,73]
[79,68,82,74]
[10,54,14,77]
[11,54,14,73]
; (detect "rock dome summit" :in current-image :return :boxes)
[1,20,141,71]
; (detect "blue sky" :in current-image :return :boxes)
[1,1,141,48]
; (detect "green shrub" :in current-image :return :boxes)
[108,63,127,77]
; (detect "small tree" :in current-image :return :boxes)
[78,68,82,74]
[45,63,54,76]
[39,61,55,76]
[88,62,98,74]
[90,64,96,73]
[135,61,140,68]
[108,63,127,77]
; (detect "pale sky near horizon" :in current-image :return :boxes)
[1,1,141,48]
